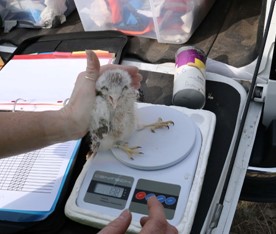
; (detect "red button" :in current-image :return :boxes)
[135,191,146,200]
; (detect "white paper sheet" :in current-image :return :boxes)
[0,56,112,111]
[0,140,80,212]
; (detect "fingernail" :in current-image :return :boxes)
[119,209,130,220]
[148,195,157,201]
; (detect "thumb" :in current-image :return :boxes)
[98,210,132,234]
[85,50,100,81]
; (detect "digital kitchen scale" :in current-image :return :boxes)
[65,103,216,233]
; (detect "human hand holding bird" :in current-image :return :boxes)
[61,50,142,141]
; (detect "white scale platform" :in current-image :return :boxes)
[65,103,216,234]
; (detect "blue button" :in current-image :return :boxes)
[156,195,166,203]
[145,193,155,200]
[165,197,176,205]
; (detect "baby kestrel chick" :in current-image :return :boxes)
[87,68,174,160]
[88,69,140,159]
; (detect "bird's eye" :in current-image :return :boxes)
[102,86,108,91]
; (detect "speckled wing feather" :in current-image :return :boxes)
[89,95,111,156]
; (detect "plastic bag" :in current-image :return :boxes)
[0,0,75,31]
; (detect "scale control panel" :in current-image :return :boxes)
[83,171,181,220]
[130,179,180,220]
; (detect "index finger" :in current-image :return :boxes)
[147,196,167,219]
[140,196,169,232]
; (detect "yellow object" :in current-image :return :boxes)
[0,56,4,70]
[187,58,206,70]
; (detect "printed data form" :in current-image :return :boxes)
[0,140,79,212]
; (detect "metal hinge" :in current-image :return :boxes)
[206,203,223,234]
[253,83,268,102]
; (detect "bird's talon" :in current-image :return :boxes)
[140,118,174,133]
[115,143,143,160]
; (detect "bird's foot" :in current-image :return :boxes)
[86,151,92,160]
[86,141,100,160]
[86,150,97,160]
[114,143,143,160]
[140,117,174,133]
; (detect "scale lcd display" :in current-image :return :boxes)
[94,183,124,198]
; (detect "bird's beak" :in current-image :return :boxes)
[111,100,117,109]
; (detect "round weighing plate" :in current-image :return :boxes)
[111,105,198,170]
